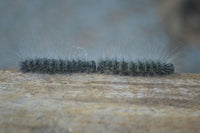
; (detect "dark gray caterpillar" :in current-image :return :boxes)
[20,58,174,76]
[20,58,96,74]
[97,59,174,76]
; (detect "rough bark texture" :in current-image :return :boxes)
[0,70,200,133]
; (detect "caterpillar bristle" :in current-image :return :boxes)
[20,58,174,76]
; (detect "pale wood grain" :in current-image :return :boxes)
[0,70,200,133]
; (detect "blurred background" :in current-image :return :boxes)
[0,0,200,72]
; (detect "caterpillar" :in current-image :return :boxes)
[20,58,96,74]
[97,59,174,76]
[20,58,174,76]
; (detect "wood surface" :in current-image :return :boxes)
[0,70,200,133]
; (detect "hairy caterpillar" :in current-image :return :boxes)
[20,58,96,74]
[20,58,174,76]
[97,59,174,76]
